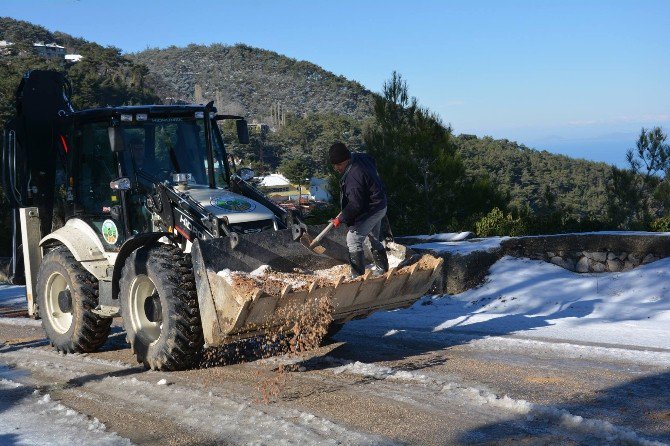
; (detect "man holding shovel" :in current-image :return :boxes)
[329,142,389,278]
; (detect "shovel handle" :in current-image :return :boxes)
[309,221,335,248]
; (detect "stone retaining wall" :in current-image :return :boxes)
[536,250,657,273]
[412,233,670,294]
[501,234,670,273]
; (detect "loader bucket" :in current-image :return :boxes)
[191,224,443,346]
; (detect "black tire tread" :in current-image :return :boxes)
[119,243,203,371]
[36,246,112,353]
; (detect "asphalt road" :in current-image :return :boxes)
[0,315,668,446]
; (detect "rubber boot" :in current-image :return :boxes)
[348,250,366,278]
[372,247,389,275]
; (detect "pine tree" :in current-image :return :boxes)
[364,72,498,234]
[609,127,670,228]
[280,157,314,203]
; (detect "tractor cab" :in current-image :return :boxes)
[59,105,252,250]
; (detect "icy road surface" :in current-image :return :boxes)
[1,256,669,445]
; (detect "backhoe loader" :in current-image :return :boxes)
[2,70,442,370]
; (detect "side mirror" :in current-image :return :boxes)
[236,119,250,144]
[109,177,131,191]
[108,127,125,152]
[237,167,254,181]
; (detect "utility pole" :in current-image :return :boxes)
[194,83,203,104]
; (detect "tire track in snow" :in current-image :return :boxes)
[0,375,133,445]
[322,357,667,446]
[0,347,395,446]
[2,329,667,445]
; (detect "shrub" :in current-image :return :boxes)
[474,207,527,237]
[650,216,670,232]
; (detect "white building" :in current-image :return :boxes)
[33,42,65,59]
[65,54,83,63]
[258,173,291,189]
[309,177,332,202]
[258,173,320,202]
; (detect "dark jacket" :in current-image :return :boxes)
[339,153,387,226]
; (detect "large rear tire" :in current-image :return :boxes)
[119,244,203,370]
[36,246,111,352]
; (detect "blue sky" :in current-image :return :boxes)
[3,0,669,166]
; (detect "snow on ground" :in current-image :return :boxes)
[0,285,41,327]
[320,357,666,446]
[0,285,27,307]
[4,248,670,353]
[4,252,670,352]
[101,375,390,446]
[408,230,670,255]
[2,246,670,444]
[410,236,508,255]
[439,256,670,349]
[0,316,41,327]
[0,370,133,446]
[528,230,670,237]
[345,255,670,355]
[0,348,393,446]
[401,231,474,242]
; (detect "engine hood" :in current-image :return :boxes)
[179,185,275,224]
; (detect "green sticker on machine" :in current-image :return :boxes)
[102,219,119,245]
[210,197,255,212]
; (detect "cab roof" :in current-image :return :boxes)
[70,104,211,121]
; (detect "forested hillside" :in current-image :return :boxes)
[0,16,617,220]
[455,135,612,219]
[130,42,621,221]
[0,17,643,244]
[131,44,374,121]
[0,17,158,124]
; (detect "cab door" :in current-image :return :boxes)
[73,120,126,250]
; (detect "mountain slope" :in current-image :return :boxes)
[130,44,374,121]
[456,135,612,218]
[0,17,617,226]
[0,17,158,123]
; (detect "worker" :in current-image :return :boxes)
[329,142,389,278]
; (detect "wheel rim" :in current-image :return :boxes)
[128,274,162,343]
[45,272,73,334]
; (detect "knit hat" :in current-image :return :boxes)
[329,142,351,164]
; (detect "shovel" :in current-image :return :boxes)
[305,221,335,254]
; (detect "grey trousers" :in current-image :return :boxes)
[346,207,387,253]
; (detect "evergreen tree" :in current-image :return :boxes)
[609,127,670,228]
[364,72,501,234]
[280,157,314,203]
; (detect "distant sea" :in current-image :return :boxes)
[521,135,633,168]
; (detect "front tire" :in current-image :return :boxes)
[119,244,203,370]
[36,246,111,352]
